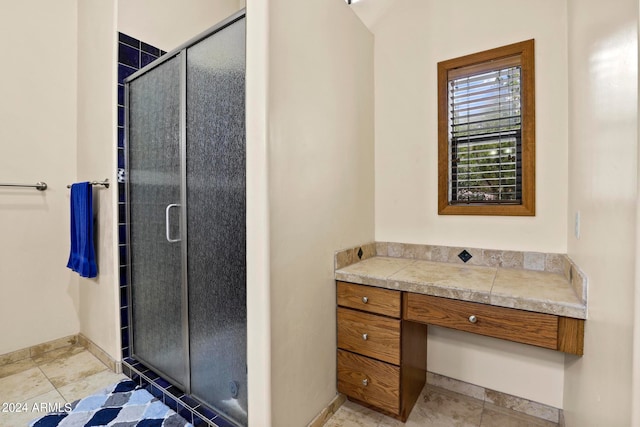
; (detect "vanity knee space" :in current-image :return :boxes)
[336,280,585,420]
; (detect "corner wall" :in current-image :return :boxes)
[564,0,638,424]
[0,0,80,355]
[246,0,272,423]
[373,0,569,408]
[76,0,120,362]
[266,1,375,424]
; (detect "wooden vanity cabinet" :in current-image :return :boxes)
[404,293,585,355]
[336,280,586,421]
[336,281,427,421]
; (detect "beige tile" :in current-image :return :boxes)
[0,389,67,427]
[56,369,127,402]
[0,348,30,367]
[491,268,586,318]
[400,386,483,427]
[80,338,118,372]
[323,399,384,427]
[481,403,558,427]
[375,242,389,257]
[336,249,355,270]
[385,242,433,260]
[30,336,78,358]
[336,257,416,288]
[447,247,483,266]
[39,351,108,388]
[523,252,546,271]
[501,251,524,269]
[0,367,55,403]
[360,243,377,261]
[427,372,485,401]
[483,250,503,268]
[431,246,450,263]
[570,264,587,304]
[562,256,572,281]
[401,244,432,260]
[387,242,404,258]
[308,394,347,427]
[389,260,495,304]
[0,358,37,380]
[32,344,86,366]
[483,250,524,269]
[484,389,559,423]
[544,254,564,274]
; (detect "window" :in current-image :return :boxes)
[438,39,535,216]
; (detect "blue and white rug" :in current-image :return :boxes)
[29,379,193,427]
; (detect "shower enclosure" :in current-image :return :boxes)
[125,11,247,427]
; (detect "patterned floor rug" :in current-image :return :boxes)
[29,379,193,427]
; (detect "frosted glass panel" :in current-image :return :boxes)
[127,56,187,388]
[186,18,247,426]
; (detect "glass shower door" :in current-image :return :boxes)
[186,17,247,426]
[127,54,189,389]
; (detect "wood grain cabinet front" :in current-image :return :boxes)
[337,307,401,365]
[337,281,401,318]
[337,349,400,415]
[336,272,586,420]
[404,293,584,355]
[336,282,427,422]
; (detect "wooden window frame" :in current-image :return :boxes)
[438,39,535,216]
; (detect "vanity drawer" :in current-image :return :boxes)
[338,307,401,365]
[337,349,400,416]
[405,293,558,350]
[337,281,401,318]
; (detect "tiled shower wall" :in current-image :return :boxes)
[117,34,234,427]
[116,32,166,362]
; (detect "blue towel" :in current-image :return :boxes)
[67,182,97,278]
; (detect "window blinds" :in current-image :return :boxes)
[449,65,522,204]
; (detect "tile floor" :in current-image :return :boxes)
[324,386,559,427]
[0,345,126,427]
[1,345,558,427]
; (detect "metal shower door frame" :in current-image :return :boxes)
[124,8,247,397]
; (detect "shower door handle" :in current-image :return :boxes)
[165,204,181,243]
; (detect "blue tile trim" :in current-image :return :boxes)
[118,85,124,107]
[118,63,137,84]
[141,41,160,56]
[117,33,160,349]
[118,33,140,49]
[141,52,158,68]
[118,42,140,69]
[121,359,234,427]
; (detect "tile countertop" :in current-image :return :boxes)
[335,256,587,319]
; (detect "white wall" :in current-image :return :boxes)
[246,0,272,423]
[0,1,80,355]
[76,0,120,361]
[375,0,568,253]
[373,0,568,408]
[266,0,375,424]
[564,0,638,424]
[118,0,245,51]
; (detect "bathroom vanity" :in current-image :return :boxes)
[334,245,587,421]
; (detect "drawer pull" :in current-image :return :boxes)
[362,296,369,304]
[362,378,369,387]
[362,333,368,341]
[468,315,478,324]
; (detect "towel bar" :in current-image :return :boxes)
[67,179,110,189]
[0,182,47,191]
